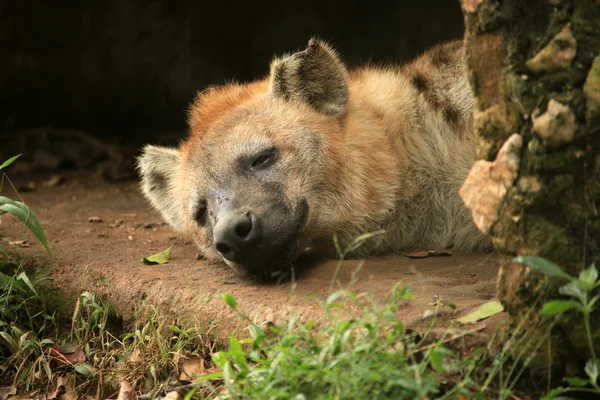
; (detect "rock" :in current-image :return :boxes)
[532,99,576,147]
[460,133,523,234]
[526,24,576,73]
[583,56,600,121]
[461,0,484,13]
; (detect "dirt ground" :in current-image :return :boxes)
[1,171,501,340]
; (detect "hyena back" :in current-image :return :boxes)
[138,39,492,279]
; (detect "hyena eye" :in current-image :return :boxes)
[194,201,208,223]
[250,149,277,170]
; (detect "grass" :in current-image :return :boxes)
[0,257,598,399]
[1,154,599,399]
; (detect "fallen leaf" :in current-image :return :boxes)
[128,348,144,365]
[88,216,103,223]
[42,175,66,188]
[56,342,79,354]
[402,250,453,259]
[158,392,181,400]
[120,213,137,218]
[402,251,429,259]
[109,219,124,228]
[142,245,173,265]
[74,362,96,378]
[0,386,16,400]
[50,344,86,366]
[9,240,29,248]
[116,380,136,400]
[178,351,206,381]
[48,375,76,400]
[18,182,36,192]
[457,301,504,324]
[427,250,452,257]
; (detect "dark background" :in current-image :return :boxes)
[1,0,465,145]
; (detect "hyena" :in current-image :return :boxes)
[138,38,492,279]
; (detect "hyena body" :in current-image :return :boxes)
[138,39,492,279]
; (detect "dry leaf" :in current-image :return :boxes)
[402,251,429,259]
[402,250,453,259]
[178,351,206,381]
[158,392,181,400]
[0,386,16,400]
[42,175,66,188]
[50,344,86,366]
[116,380,136,400]
[48,375,77,400]
[109,219,124,228]
[128,348,144,365]
[9,240,29,248]
[427,250,452,257]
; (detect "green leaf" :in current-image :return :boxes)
[74,362,96,378]
[457,301,504,324]
[541,300,582,316]
[0,154,22,170]
[579,264,598,291]
[0,331,18,351]
[559,281,586,303]
[428,348,444,373]
[141,245,173,264]
[540,388,570,400]
[229,334,249,373]
[211,351,228,369]
[514,255,572,280]
[0,196,50,254]
[16,271,37,295]
[223,293,237,309]
[585,359,599,384]
[564,376,589,387]
[0,271,26,293]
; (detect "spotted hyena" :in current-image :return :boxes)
[137,38,492,279]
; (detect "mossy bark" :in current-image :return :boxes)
[461,0,600,380]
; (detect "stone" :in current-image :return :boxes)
[532,99,576,147]
[461,0,484,13]
[583,56,600,121]
[460,134,523,234]
[526,24,576,73]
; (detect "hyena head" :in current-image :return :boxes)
[138,39,348,279]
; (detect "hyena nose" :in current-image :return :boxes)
[213,211,261,262]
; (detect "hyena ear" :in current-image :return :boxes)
[137,145,185,231]
[269,38,349,116]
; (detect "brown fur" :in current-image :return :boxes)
[138,38,492,277]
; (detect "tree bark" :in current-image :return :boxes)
[460,0,600,379]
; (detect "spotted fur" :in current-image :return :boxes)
[138,38,492,275]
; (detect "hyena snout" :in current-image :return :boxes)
[213,210,262,264]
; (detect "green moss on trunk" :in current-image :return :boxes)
[462,0,600,381]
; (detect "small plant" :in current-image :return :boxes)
[0,154,51,261]
[0,266,55,389]
[187,285,466,400]
[515,255,600,398]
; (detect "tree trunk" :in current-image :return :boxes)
[459,0,600,379]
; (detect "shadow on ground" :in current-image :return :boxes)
[1,172,500,340]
